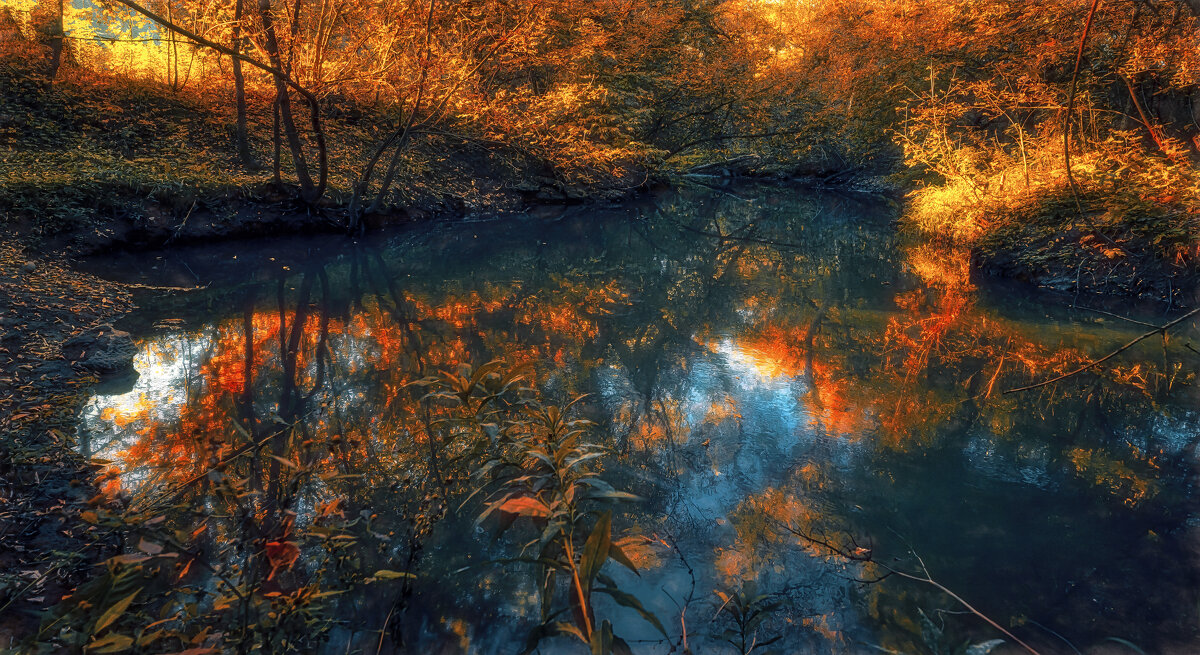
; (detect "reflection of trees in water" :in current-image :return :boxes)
[79,187,1200,652]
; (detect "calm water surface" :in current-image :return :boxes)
[79,185,1200,654]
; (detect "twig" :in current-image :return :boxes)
[1003,306,1200,394]
[1069,305,1158,328]
[780,521,1041,655]
[1063,0,1102,213]
[661,530,696,653]
[1027,619,1082,655]
[164,199,197,245]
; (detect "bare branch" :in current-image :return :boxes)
[1004,306,1200,394]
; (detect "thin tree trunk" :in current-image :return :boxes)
[47,0,64,81]
[273,97,283,184]
[167,1,179,91]
[1063,0,1102,210]
[258,0,315,197]
[232,0,259,169]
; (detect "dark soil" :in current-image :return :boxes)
[0,242,132,641]
[971,219,1200,308]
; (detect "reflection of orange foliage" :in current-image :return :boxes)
[626,398,687,451]
[886,244,974,373]
[120,309,347,482]
[613,534,665,571]
[733,487,844,564]
[1068,448,1159,507]
[714,546,754,581]
[98,276,628,490]
[798,461,824,489]
[800,613,842,644]
[702,394,741,426]
[806,359,863,438]
[733,324,808,379]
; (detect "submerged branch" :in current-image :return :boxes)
[778,521,1042,655]
[1004,306,1200,394]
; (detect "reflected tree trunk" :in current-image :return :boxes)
[267,270,314,515]
[241,286,263,495]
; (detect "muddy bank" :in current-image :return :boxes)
[29,165,901,258]
[970,222,1200,308]
[33,164,650,256]
[0,242,133,640]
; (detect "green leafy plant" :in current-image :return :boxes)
[712,581,782,655]
[470,398,666,654]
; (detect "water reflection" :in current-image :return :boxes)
[80,185,1200,653]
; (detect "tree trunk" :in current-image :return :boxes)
[232,0,259,169]
[166,2,179,91]
[47,0,64,81]
[272,97,283,184]
[258,0,316,197]
[114,0,327,203]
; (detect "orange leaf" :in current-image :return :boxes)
[498,496,550,518]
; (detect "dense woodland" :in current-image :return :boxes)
[1,1,1200,654]
[1,0,1197,288]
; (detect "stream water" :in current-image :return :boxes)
[77,184,1200,654]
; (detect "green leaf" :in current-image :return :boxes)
[94,590,140,634]
[87,633,134,653]
[581,489,642,502]
[553,621,588,644]
[579,512,612,593]
[521,620,587,655]
[593,586,668,637]
[590,619,614,655]
[608,542,639,575]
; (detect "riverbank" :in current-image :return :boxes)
[0,242,132,640]
[901,160,1200,307]
[0,62,647,255]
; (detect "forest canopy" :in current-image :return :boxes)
[0,0,1197,283]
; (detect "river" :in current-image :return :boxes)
[76,183,1200,654]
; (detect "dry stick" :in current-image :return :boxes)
[1121,73,1168,154]
[984,352,1007,399]
[1004,306,1200,394]
[375,602,396,655]
[1069,304,1159,329]
[886,567,1041,655]
[780,522,1041,655]
[1063,0,1102,213]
